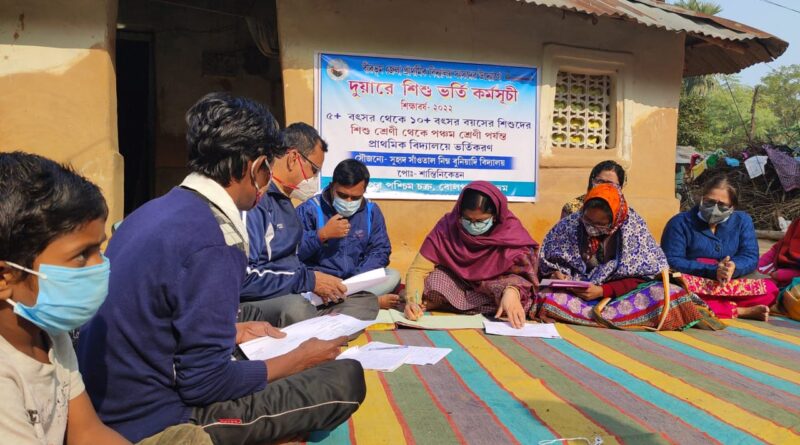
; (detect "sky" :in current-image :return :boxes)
[692,0,800,85]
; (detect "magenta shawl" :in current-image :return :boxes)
[419,181,538,281]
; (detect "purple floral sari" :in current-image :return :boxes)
[535,209,709,330]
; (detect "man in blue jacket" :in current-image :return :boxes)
[297,159,400,307]
[240,123,379,325]
[78,93,365,444]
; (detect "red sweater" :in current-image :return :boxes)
[601,278,646,299]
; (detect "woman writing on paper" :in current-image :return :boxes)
[403,181,539,328]
[534,183,712,330]
[661,174,778,321]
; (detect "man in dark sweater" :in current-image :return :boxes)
[78,93,366,444]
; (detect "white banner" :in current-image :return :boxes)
[315,53,538,201]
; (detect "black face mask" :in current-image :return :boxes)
[698,201,733,225]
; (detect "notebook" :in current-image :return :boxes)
[372,309,485,330]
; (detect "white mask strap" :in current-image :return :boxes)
[251,156,273,190]
[4,261,46,279]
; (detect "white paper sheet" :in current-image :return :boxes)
[239,314,377,361]
[303,268,390,306]
[338,344,411,372]
[483,320,561,338]
[339,341,451,370]
[342,268,389,294]
[366,341,450,365]
[402,346,452,365]
[744,156,768,179]
[304,293,326,306]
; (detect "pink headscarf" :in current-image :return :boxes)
[419,181,538,281]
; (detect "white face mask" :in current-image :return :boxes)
[285,151,319,202]
[290,174,319,202]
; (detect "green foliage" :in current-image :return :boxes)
[668,3,796,152]
[673,0,722,15]
[677,90,711,148]
[760,65,800,146]
[678,70,797,151]
[682,75,718,96]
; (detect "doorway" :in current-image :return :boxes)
[116,31,156,215]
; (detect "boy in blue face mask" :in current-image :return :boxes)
[296,159,400,308]
[0,152,134,445]
[0,154,211,445]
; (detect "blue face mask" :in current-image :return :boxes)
[4,256,110,334]
[461,217,494,236]
[333,196,362,217]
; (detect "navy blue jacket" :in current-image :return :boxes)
[241,182,316,300]
[661,207,759,279]
[78,187,266,442]
[296,186,391,278]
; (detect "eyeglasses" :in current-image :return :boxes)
[701,198,731,212]
[580,214,612,230]
[461,216,493,224]
[298,151,321,176]
[591,179,617,186]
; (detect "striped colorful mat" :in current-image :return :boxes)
[311,317,800,445]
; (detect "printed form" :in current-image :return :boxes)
[240,314,377,361]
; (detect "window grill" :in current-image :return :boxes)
[551,71,612,150]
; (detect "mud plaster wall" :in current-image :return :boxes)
[118,0,284,197]
[0,0,123,232]
[277,0,685,277]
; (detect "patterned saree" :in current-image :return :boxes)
[535,186,714,330]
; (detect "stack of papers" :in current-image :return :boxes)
[239,314,377,361]
[338,341,451,371]
[375,309,485,330]
[484,320,561,338]
[304,268,391,306]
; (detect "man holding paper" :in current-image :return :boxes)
[297,159,401,308]
[79,94,365,444]
[240,123,379,325]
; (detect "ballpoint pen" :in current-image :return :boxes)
[370,345,409,351]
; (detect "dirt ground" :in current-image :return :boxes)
[759,237,775,255]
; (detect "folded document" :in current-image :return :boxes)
[239,314,377,361]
